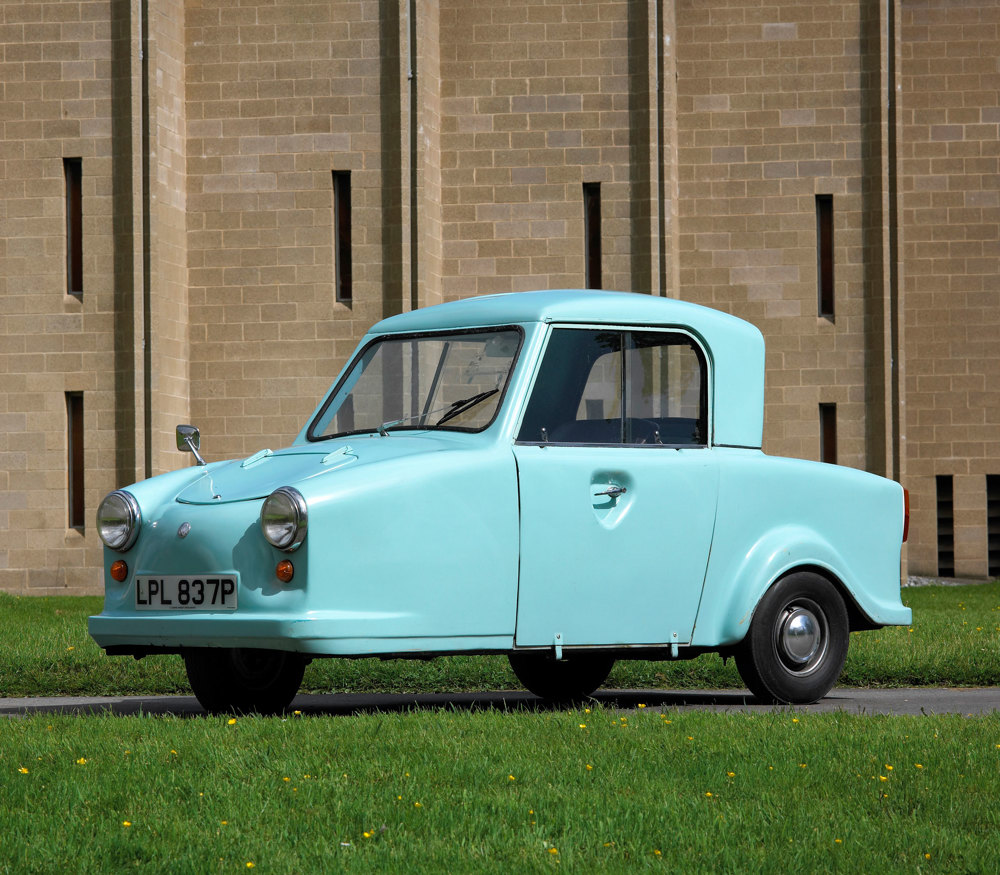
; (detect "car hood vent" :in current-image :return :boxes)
[175,446,358,505]
[173,435,466,505]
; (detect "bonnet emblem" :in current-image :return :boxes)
[178,522,191,539]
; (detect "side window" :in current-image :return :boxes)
[517,328,707,445]
[626,332,706,445]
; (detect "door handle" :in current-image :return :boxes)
[594,485,627,498]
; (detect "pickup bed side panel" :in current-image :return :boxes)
[691,450,910,647]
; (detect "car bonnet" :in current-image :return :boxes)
[173,436,466,504]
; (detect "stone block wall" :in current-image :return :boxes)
[901,0,1000,576]
[2,0,999,592]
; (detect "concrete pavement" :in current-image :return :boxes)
[2,687,999,718]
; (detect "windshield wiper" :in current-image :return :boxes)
[435,388,499,426]
[378,387,500,435]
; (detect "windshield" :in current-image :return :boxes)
[308,328,522,440]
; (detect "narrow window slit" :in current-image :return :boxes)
[936,475,954,578]
[65,158,83,297]
[819,403,837,465]
[987,475,1000,578]
[333,170,352,303]
[816,194,834,318]
[67,392,85,530]
[583,182,602,290]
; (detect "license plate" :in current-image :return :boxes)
[135,575,238,611]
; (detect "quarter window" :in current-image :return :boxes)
[517,328,707,445]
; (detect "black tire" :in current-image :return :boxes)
[183,648,306,715]
[735,572,849,705]
[508,651,615,704]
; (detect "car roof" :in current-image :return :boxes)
[370,290,765,449]
[374,288,732,333]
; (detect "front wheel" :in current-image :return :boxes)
[508,651,615,704]
[735,572,849,705]
[184,648,306,715]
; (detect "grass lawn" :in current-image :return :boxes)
[3,708,1000,872]
[2,584,998,872]
[1,582,998,699]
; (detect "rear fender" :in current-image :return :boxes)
[692,525,862,647]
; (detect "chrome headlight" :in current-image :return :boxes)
[260,487,308,552]
[96,490,142,552]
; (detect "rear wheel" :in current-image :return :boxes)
[508,651,615,704]
[184,648,306,715]
[735,572,849,705]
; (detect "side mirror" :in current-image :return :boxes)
[176,424,206,466]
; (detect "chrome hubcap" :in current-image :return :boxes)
[774,600,829,675]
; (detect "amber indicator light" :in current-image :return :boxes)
[110,560,128,582]
[276,560,294,583]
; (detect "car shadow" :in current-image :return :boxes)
[0,688,760,718]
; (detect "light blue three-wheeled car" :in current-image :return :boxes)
[90,290,911,712]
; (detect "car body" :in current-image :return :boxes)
[89,289,911,711]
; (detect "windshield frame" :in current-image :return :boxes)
[305,325,525,442]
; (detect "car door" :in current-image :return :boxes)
[512,327,719,647]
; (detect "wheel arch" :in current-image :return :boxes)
[692,524,881,648]
[768,564,878,633]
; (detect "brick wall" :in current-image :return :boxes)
[675,0,892,472]
[901,0,1000,576]
[185,0,389,460]
[436,0,654,299]
[2,0,1000,594]
[0,0,118,593]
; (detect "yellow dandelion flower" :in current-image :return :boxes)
[579,723,587,729]
[654,849,662,856]
[548,848,559,855]
[799,763,807,768]
[508,775,516,781]
[705,791,713,797]
[915,764,923,769]
[414,802,422,808]
[170,750,177,755]
[293,710,302,715]
[76,758,87,765]
[283,777,290,782]
[246,864,255,869]
[727,771,735,778]
[925,854,931,860]
[792,718,799,723]
[835,838,842,844]
[228,719,237,726]
[586,764,593,771]
[18,767,28,774]
[123,821,132,828]
[885,764,893,771]
[363,832,372,839]
[638,703,647,709]
[879,776,888,782]
[687,736,694,740]
[67,646,75,651]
